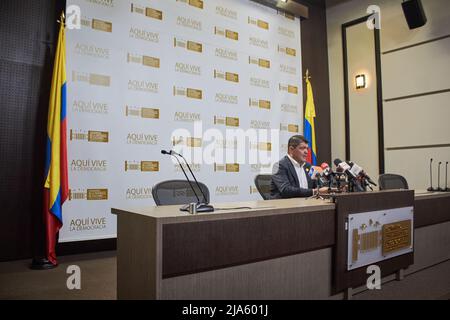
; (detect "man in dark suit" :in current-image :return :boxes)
[271,135,329,199]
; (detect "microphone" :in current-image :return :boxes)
[161,149,214,213]
[334,158,365,192]
[438,161,443,191]
[427,158,435,192]
[348,161,377,186]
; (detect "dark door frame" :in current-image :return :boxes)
[342,15,385,174]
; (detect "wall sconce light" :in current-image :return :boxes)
[355,74,366,89]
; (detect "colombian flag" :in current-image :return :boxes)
[43,16,68,265]
[304,74,317,165]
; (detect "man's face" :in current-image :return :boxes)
[289,142,309,164]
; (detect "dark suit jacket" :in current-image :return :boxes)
[270,155,317,199]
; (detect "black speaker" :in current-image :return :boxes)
[402,0,427,29]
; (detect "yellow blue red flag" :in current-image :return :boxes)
[43,16,68,265]
[304,73,317,165]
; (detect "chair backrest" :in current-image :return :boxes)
[254,174,272,200]
[378,174,409,190]
[152,179,210,206]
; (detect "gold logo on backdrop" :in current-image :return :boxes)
[279,83,298,94]
[250,142,272,151]
[176,0,204,9]
[248,17,269,30]
[251,163,272,172]
[172,136,202,147]
[74,43,109,59]
[277,10,295,20]
[176,16,202,30]
[69,188,108,200]
[72,72,111,87]
[249,56,270,69]
[214,70,239,83]
[173,86,203,99]
[214,27,239,40]
[81,18,112,32]
[125,106,160,119]
[214,116,239,127]
[87,131,108,142]
[249,99,271,110]
[214,163,240,172]
[382,220,412,255]
[280,124,299,133]
[125,161,159,172]
[127,53,160,68]
[70,130,109,142]
[278,45,296,56]
[131,3,163,20]
[174,38,203,53]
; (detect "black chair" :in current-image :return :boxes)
[378,174,409,190]
[152,179,210,206]
[254,174,272,200]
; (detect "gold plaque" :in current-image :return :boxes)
[225,72,239,83]
[258,59,270,68]
[286,47,296,56]
[187,41,202,52]
[141,108,159,119]
[142,56,160,68]
[288,85,298,94]
[187,137,202,147]
[189,0,203,9]
[226,30,239,40]
[382,220,412,255]
[87,189,108,200]
[141,161,159,172]
[187,88,202,99]
[259,142,272,151]
[257,19,269,30]
[214,163,225,171]
[92,19,112,32]
[226,163,240,172]
[288,124,299,133]
[259,100,271,109]
[146,8,163,20]
[226,117,239,127]
[89,74,110,87]
[88,131,109,143]
[352,229,359,262]
[360,231,379,251]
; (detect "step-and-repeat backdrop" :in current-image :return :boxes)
[64,0,302,242]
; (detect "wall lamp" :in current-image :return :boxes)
[355,74,367,89]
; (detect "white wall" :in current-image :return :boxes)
[327,0,450,190]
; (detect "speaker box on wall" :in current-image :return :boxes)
[402,0,427,29]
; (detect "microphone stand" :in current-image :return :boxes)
[174,151,214,212]
[438,162,442,191]
[427,158,436,192]
[445,162,449,192]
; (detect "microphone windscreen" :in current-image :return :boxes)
[333,158,342,167]
[320,162,329,170]
[161,150,168,154]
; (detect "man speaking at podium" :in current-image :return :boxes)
[271,135,330,199]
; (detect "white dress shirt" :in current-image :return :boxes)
[287,155,309,189]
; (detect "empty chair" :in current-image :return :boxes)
[152,179,210,206]
[378,174,409,190]
[254,174,272,200]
